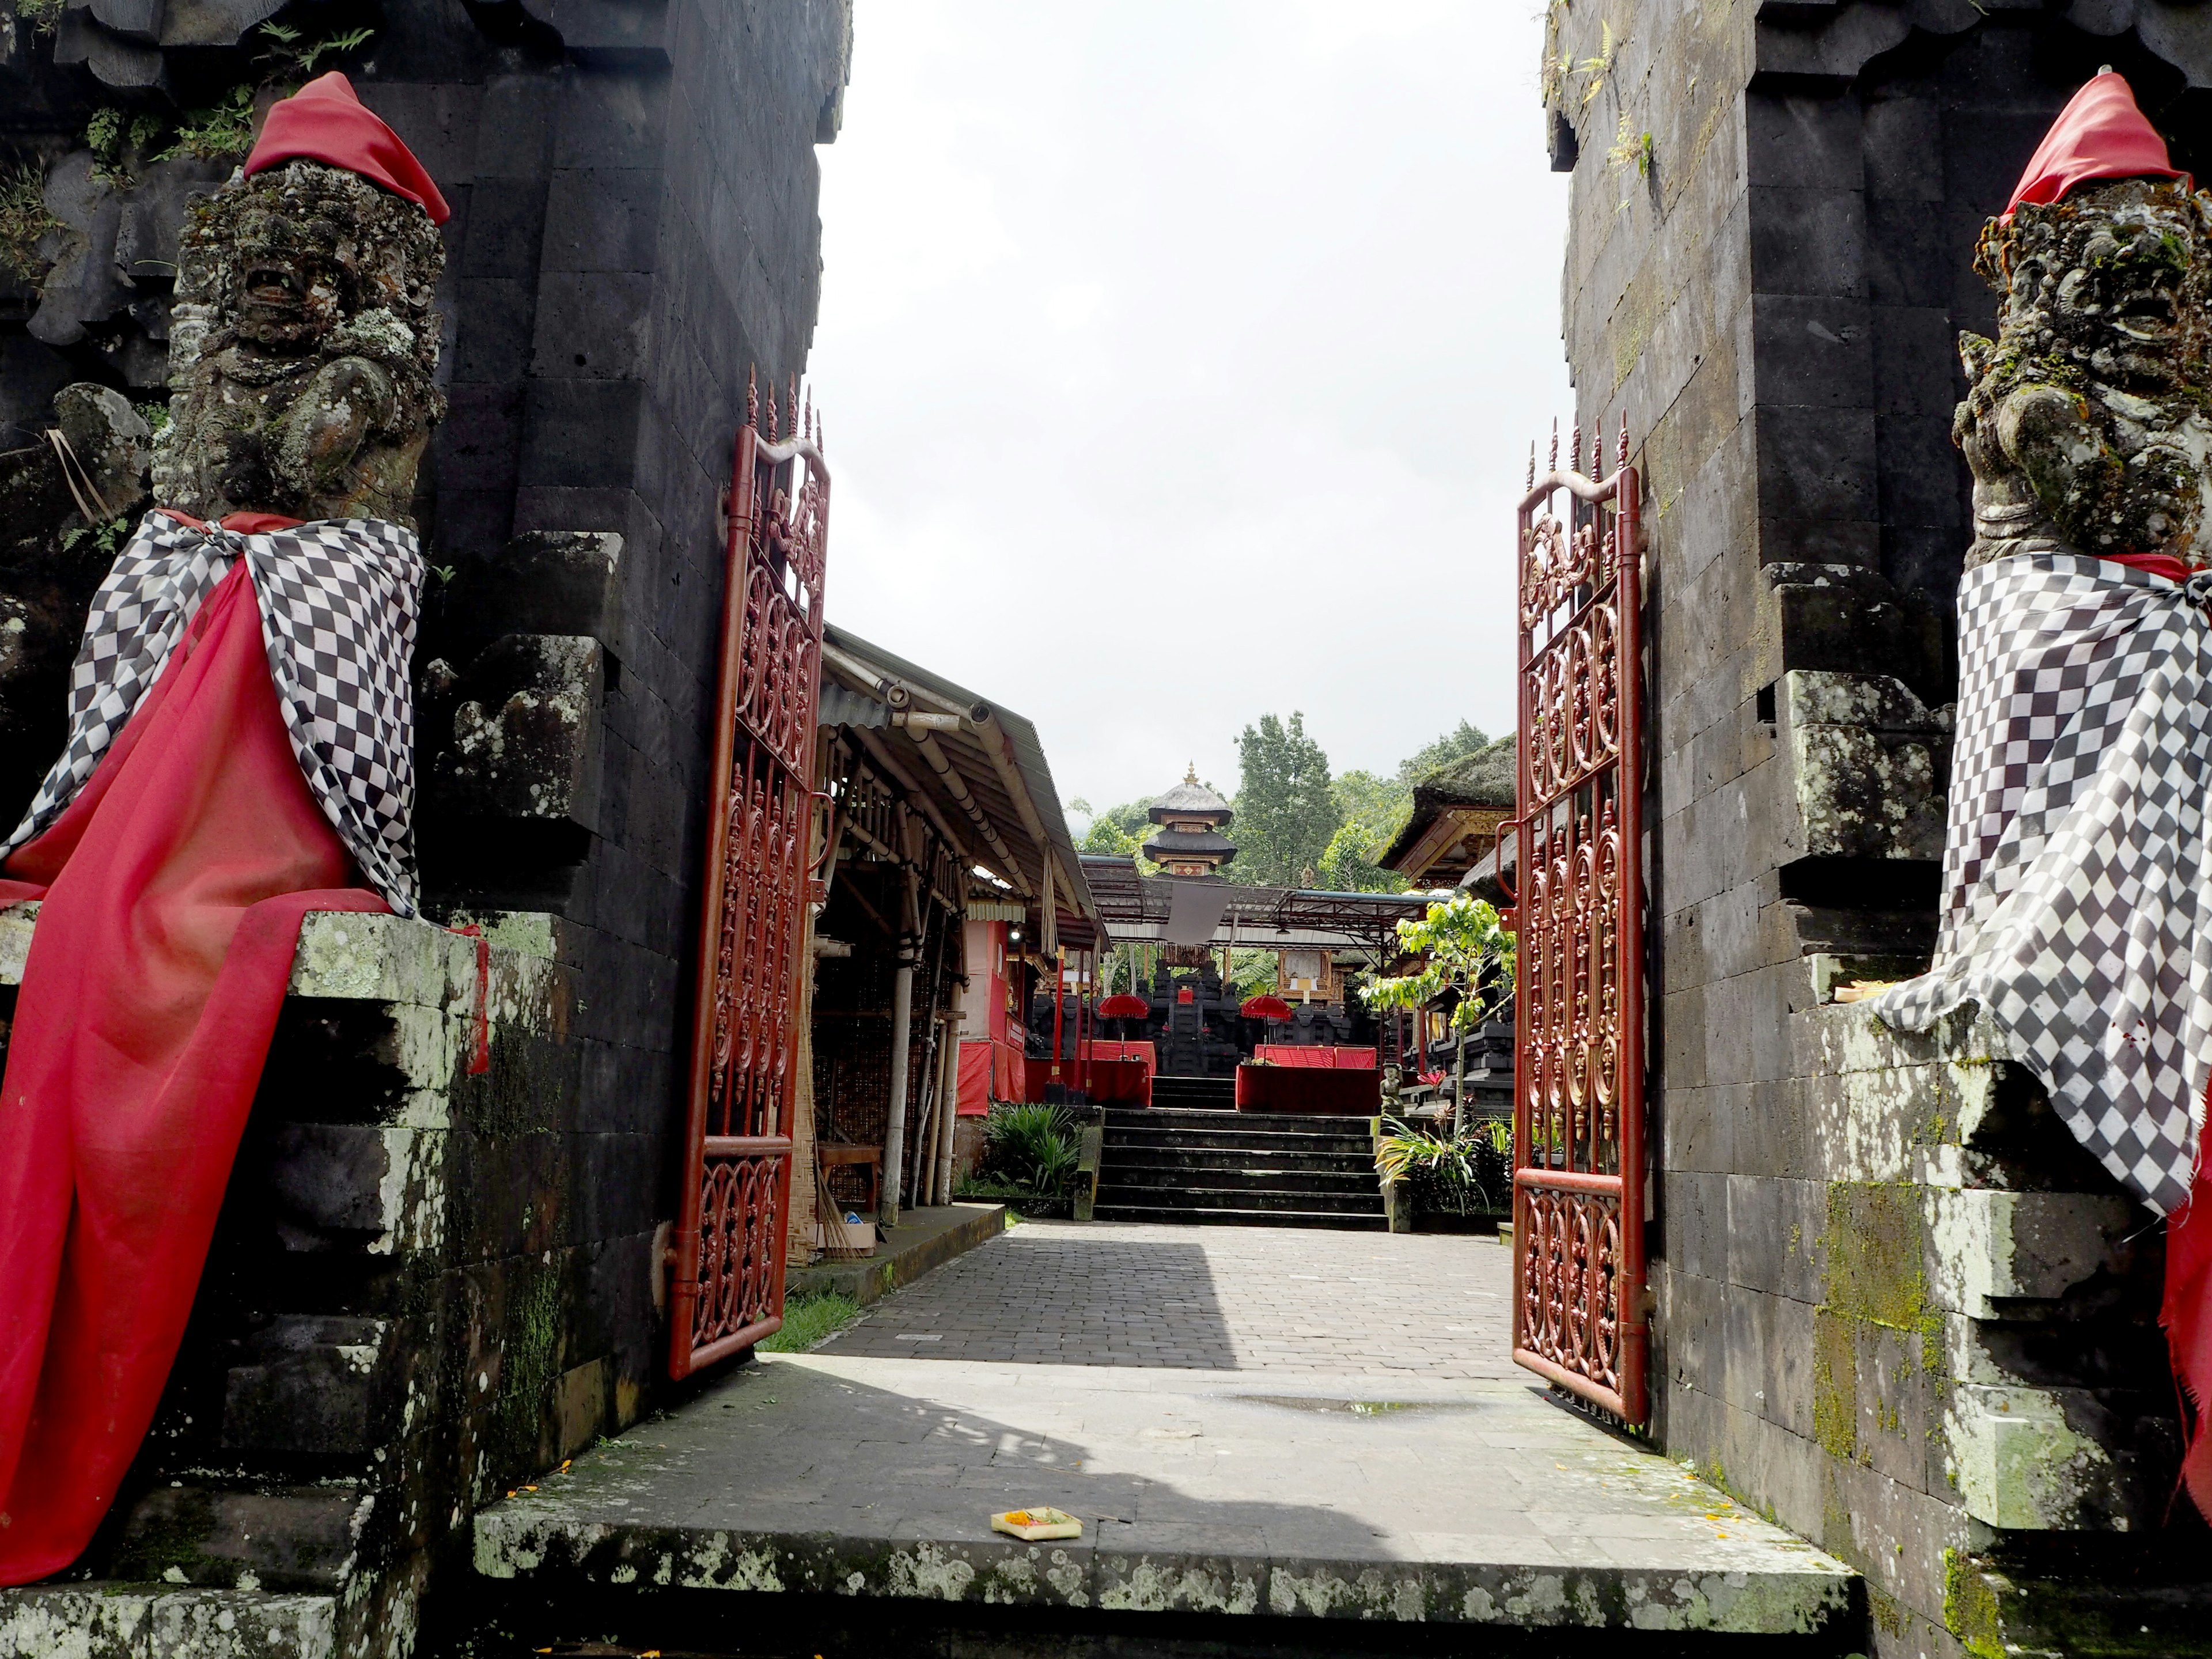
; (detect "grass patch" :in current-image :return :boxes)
[759,1290,862,1354]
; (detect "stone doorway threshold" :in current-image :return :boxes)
[468,1224,1855,1646]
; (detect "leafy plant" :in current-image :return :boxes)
[1607,115,1654,180]
[1374,1119,1509,1217]
[0,163,61,289]
[77,18,379,190]
[61,515,135,558]
[256,20,376,79]
[161,86,257,163]
[1361,892,1516,1035]
[15,0,62,37]
[980,1101,1080,1197]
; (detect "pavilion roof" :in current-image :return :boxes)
[1078,855,1434,953]
[819,624,1100,950]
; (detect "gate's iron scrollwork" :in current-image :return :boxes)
[668,377,830,1379]
[1508,416,1648,1425]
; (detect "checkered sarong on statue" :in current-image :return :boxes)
[1877,552,2212,1215]
[1,509,423,918]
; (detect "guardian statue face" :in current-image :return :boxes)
[153,160,445,527]
[1956,177,2212,567]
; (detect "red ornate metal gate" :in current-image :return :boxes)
[668,378,830,1378]
[1507,416,1649,1424]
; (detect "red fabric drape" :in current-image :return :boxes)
[2005,72,2187,220]
[0,562,386,1583]
[2166,1171,2212,1517]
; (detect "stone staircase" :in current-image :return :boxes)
[1094,1094,1386,1229]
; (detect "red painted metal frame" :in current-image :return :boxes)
[668,382,830,1380]
[1508,417,1648,1425]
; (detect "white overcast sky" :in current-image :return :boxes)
[808,2,1571,820]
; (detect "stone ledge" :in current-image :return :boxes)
[0,1583,335,1659]
[0,903,566,1032]
[471,1510,1855,1634]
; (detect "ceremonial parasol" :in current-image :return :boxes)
[1240,994,1294,1022]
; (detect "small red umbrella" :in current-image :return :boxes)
[1099,993,1149,1020]
[1240,994,1294,1022]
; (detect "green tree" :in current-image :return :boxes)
[1316,768,1414,893]
[1073,797,1155,866]
[1230,711,1340,886]
[1396,719,1493,788]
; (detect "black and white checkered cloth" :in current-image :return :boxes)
[1,510,422,918]
[1878,552,2212,1215]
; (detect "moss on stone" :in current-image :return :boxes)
[1942,1550,2006,1659]
[1812,1309,1858,1463]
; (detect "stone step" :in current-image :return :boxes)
[1099,1162,1380,1194]
[0,1583,336,1659]
[1094,1181,1385,1215]
[1115,1110,1371,1141]
[1090,1202,1389,1230]
[1102,1138,1374,1160]
[1106,1123,1362,1150]
[88,1482,366,1592]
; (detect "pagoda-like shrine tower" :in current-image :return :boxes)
[1142,766,1237,876]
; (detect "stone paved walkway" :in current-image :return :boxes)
[821,1221,1514,1374]
[476,1222,1854,1638]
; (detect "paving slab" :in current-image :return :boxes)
[475,1222,1854,1636]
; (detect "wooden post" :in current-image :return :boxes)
[1050,948,1067,1089]
[881,863,920,1230]
[934,1016,960,1203]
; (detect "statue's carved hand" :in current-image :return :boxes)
[279,356,396,500]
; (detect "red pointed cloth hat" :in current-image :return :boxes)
[2005,71,2188,219]
[244,71,450,225]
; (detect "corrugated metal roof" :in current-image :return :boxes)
[819,623,1097,933]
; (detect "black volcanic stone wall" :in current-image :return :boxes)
[0,1,849,1645]
[1547,5,2212,1653]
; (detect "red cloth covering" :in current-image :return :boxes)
[2168,1165,2212,1516]
[245,71,450,225]
[2005,72,2187,219]
[1255,1044,1377,1070]
[0,563,385,1583]
[956,1037,1028,1116]
[1080,1039,1156,1080]
[957,1039,992,1117]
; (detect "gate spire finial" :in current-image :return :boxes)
[1618,410,1630,472]
[1591,419,1604,482]
[1549,418,1559,474]
[747,366,759,433]
[1527,441,1536,490]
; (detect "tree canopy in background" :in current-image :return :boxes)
[1229,712,1340,887]
[1395,719,1494,787]
[1067,718,1508,895]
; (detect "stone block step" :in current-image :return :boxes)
[1105,1136,1374,1164]
[1094,1182,1384,1215]
[1099,1163,1380,1194]
[1106,1126,1374,1155]
[1091,1202,1389,1230]
[1108,1107,1370,1132]
[0,1584,336,1659]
